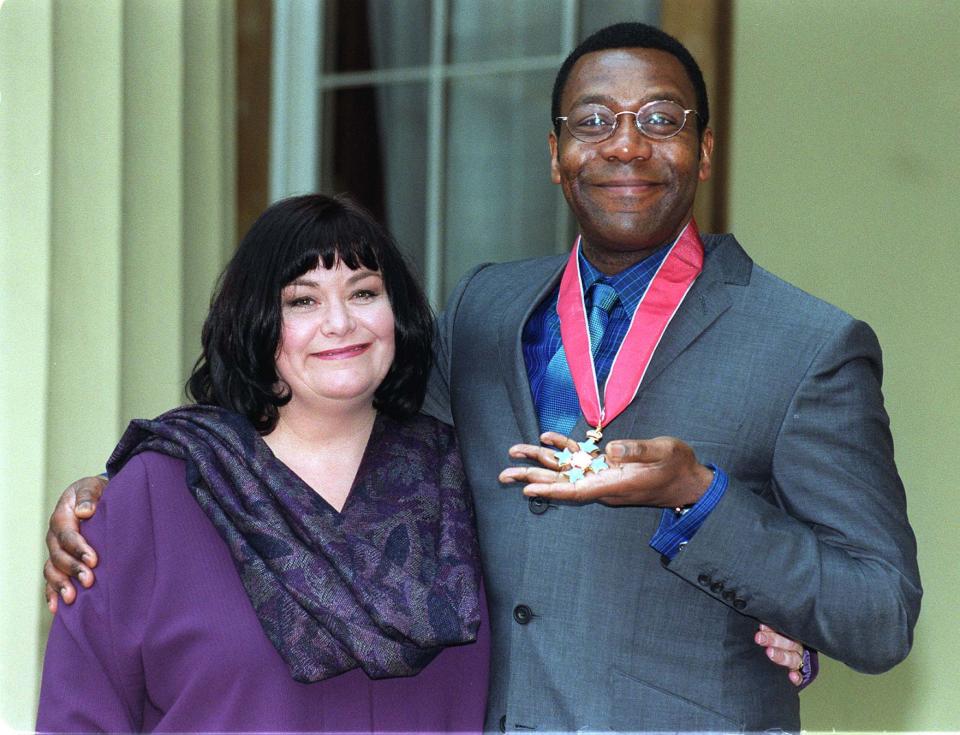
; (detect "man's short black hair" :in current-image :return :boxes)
[551,22,709,139]
[187,193,434,432]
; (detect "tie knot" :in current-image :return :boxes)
[590,282,619,314]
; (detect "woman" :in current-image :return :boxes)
[37,194,489,732]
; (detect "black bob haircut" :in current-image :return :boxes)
[187,193,434,432]
[551,22,709,140]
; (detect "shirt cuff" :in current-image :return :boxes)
[649,464,728,560]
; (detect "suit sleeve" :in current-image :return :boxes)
[664,318,921,674]
[422,264,491,427]
[36,455,157,732]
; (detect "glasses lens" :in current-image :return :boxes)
[564,104,617,142]
[637,100,687,139]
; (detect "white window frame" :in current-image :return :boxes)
[270,0,578,306]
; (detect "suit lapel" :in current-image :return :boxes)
[492,236,751,443]
[498,256,566,444]
[635,233,751,396]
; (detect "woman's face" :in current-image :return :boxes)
[275,262,395,413]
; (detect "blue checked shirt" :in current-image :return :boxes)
[522,243,727,559]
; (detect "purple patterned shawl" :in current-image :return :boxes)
[106,405,482,683]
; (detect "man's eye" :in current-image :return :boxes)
[576,113,612,129]
[643,112,677,127]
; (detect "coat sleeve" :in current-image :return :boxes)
[664,318,922,674]
[37,454,157,732]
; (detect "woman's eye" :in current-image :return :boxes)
[352,289,380,302]
[286,296,315,308]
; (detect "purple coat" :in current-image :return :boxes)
[37,451,489,732]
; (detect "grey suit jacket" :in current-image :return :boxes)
[423,234,921,733]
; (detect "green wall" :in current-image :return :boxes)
[728,1,960,729]
[0,1,235,729]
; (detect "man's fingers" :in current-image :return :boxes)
[47,545,94,587]
[499,466,565,485]
[506,444,563,470]
[48,525,98,571]
[73,476,106,518]
[44,583,59,614]
[605,439,643,462]
[43,560,77,605]
[538,432,580,452]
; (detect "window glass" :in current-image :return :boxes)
[275,0,663,305]
[447,0,564,64]
[326,0,432,72]
[443,70,559,296]
[322,83,429,277]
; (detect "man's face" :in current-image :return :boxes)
[549,48,713,260]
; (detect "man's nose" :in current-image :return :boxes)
[600,112,653,162]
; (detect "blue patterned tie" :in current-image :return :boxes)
[537,282,619,435]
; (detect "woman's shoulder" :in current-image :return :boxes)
[101,451,189,525]
[109,451,187,494]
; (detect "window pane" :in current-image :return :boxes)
[443,70,559,296]
[322,83,429,277]
[326,0,431,72]
[580,0,660,36]
[448,0,563,64]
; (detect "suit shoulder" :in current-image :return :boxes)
[707,233,858,332]
[456,254,566,290]
[748,264,855,328]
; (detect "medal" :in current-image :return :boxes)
[553,221,705,482]
[554,425,608,481]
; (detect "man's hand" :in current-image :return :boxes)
[44,476,107,613]
[499,432,712,508]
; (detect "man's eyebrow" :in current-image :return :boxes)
[571,90,687,108]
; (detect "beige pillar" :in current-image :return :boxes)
[0,1,235,727]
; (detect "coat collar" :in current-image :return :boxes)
[498,234,753,442]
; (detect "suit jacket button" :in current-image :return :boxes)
[722,589,735,601]
[513,604,533,625]
[734,598,747,609]
[710,581,724,593]
[697,574,711,587]
[528,496,549,515]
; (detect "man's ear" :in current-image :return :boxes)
[698,127,714,182]
[548,130,561,184]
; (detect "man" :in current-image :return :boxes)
[45,23,919,732]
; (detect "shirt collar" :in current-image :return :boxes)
[577,238,675,315]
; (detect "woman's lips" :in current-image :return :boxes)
[311,343,370,360]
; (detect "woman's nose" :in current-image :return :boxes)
[320,301,355,335]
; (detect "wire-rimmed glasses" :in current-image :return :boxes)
[555,99,698,143]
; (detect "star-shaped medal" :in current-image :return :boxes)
[552,428,608,483]
[577,438,599,454]
[553,447,574,466]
